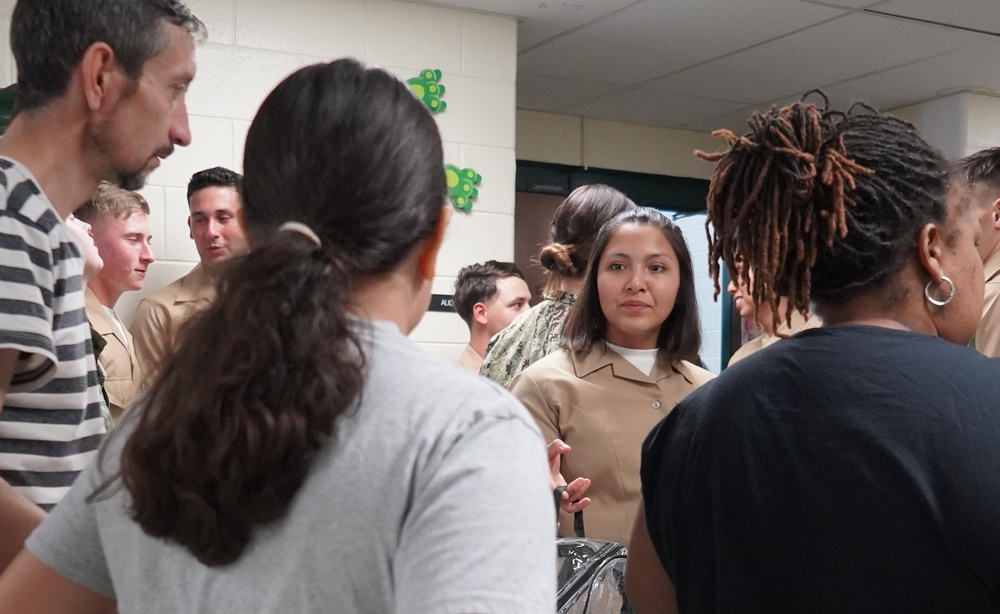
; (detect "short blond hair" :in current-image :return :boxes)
[74,181,150,228]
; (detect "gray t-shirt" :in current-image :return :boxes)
[27,320,556,613]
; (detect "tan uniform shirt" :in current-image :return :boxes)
[728,311,822,366]
[974,250,1000,357]
[457,344,483,374]
[84,288,143,423]
[510,343,715,545]
[130,264,215,382]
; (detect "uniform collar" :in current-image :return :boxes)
[761,311,821,347]
[459,344,484,372]
[541,290,576,305]
[570,340,693,385]
[175,263,216,303]
[84,287,128,348]
[985,250,1000,284]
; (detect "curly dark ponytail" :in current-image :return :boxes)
[121,235,363,565]
[93,59,447,566]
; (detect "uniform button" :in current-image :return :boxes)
[652,401,661,409]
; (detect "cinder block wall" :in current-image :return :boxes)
[0,0,517,362]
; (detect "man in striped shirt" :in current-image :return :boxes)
[0,0,204,572]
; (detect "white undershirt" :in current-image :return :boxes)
[102,305,128,343]
[605,341,658,376]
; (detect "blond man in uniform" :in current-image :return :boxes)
[956,148,1000,356]
[75,183,154,422]
[453,261,531,373]
[130,167,248,378]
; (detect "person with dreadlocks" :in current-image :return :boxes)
[625,96,1000,613]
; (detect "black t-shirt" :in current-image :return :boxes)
[642,326,1000,613]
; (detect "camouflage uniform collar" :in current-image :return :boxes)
[542,291,576,305]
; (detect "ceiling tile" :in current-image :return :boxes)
[795,0,885,8]
[405,0,639,49]
[561,88,747,127]
[821,39,1000,111]
[517,0,846,85]
[516,0,641,50]
[869,0,1000,34]
[680,94,806,132]
[516,72,622,111]
[646,11,989,104]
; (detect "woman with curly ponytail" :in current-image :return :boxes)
[627,96,1000,613]
[0,59,555,613]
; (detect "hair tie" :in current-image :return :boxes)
[278,221,322,247]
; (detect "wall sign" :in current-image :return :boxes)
[428,293,456,313]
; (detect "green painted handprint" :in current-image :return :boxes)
[446,164,482,212]
[407,68,447,113]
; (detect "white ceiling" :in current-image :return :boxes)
[420,0,1000,132]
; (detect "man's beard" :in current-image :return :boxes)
[117,168,149,191]
[85,115,171,191]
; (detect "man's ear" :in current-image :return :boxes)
[916,221,946,281]
[78,42,126,112]
[187,216,193,240]
[416,206,452,282]
[472,302,489,326]
[991,198,1000,230]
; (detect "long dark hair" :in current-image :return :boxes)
[93,59,447,566]
[563,208,701,363]
[699,96,950,329]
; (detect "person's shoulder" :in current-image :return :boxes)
[675,360,716,386]
[0,159,59,223]
[518,347,574,379]
[778,326,1000,389]
[490,301,545,348]
[367,321,534,422]
[728,335,764,366]
[928,336,1000,378]
[141,274,189,307]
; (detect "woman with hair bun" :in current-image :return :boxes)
[480,184,637,388]
[0,59,555,613]
[627,98,1000,613]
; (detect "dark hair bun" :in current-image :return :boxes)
[539,243,577,275]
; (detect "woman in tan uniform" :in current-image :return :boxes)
[726,264,820,365]
[511,208,714,545]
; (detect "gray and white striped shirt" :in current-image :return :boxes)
[0,157,105,510]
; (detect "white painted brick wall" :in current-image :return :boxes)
[0,1,518,361]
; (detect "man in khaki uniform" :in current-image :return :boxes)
[453,261,531,373]
[131,167,248,378]
[956,148,1000,356]
[75,183,154,422]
